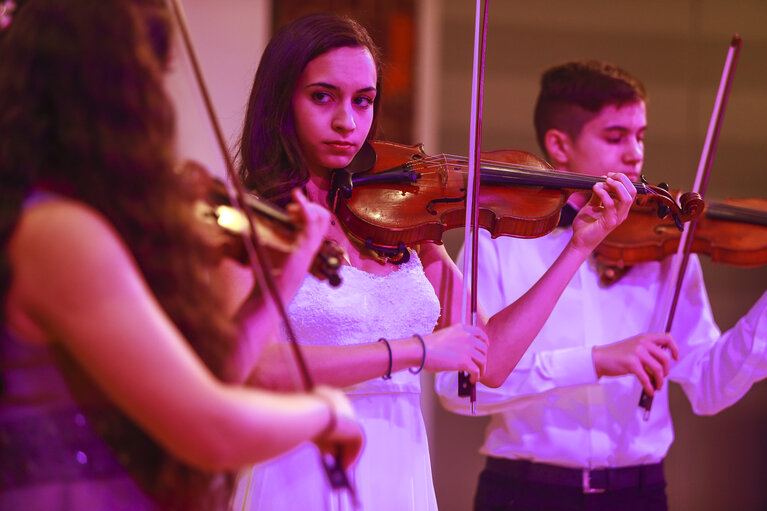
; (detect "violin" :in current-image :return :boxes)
[596,194,767,268]
[329,140,704,262]
[179,160,343,286]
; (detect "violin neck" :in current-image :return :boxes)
[706,202,767,226]
[478,162,646,194]
[211,185,295,229]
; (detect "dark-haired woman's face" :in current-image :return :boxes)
[291,46,377,175]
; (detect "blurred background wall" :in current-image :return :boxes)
[171,1,767,509]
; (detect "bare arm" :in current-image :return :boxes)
[7,199,361,470]
[250,323,487,391]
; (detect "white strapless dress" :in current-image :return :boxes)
[232,251,441,511]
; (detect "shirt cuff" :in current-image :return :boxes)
[725,293,767,391]
[541,346,599,387]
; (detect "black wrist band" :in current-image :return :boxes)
[378,338,393,380]
[409,334,426,374]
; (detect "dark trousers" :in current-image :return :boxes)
[474,458,668,511]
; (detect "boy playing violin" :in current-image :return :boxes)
[436,59,767,511]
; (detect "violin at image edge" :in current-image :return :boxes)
[329,140,704,262]
[178,160,344,286]
[595,193,767,269]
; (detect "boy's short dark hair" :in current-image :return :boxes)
[534,60,647,157]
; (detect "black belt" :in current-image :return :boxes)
[484,457,665,494]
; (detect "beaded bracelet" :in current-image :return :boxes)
[378,338,393,380]
[409,334,426,374]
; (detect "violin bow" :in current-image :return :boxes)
[639,34,742,420]
[166,0,358,504]
[459,0,490,413]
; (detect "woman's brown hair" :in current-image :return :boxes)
[238,13,382,205]
[0,0,235,507]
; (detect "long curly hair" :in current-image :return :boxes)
[238,13,382,205]
[0,0,235,507]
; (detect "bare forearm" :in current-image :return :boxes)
[248,338,424,390]
[483,242,589,387]
[156,385,336,470]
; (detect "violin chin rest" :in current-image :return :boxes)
[344,141,377,173]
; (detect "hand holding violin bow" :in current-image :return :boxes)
[635,34,743,419]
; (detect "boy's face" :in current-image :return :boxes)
[563,100,646,181]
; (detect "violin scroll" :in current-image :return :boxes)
[679,191,705,222]
[640,182,704,230]
[313,240,344,287]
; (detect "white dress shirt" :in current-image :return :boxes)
[436,227,767,469]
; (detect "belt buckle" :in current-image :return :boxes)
[582,469,606,494]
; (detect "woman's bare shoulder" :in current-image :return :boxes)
[11,197,127,265]
[9,197,141,320]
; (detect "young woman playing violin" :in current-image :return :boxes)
[0,1,363,510]
[437,59,767,511]
[233,14,637,511]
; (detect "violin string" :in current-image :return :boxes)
[707,202,767,225]
[411,157,614,188]
[411,155,660,197]
[395,157,673,212]
[414,154,609,180]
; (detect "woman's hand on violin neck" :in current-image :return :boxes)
[311,386,365,469]
[289,187,331,251]
[570,172,636,254]
[278,188,332,301]
[424,324,488,382]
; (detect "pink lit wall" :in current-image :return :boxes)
[166,0,270,179]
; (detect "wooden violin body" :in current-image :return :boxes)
[596,194,767,268]
[329,140,703,262]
